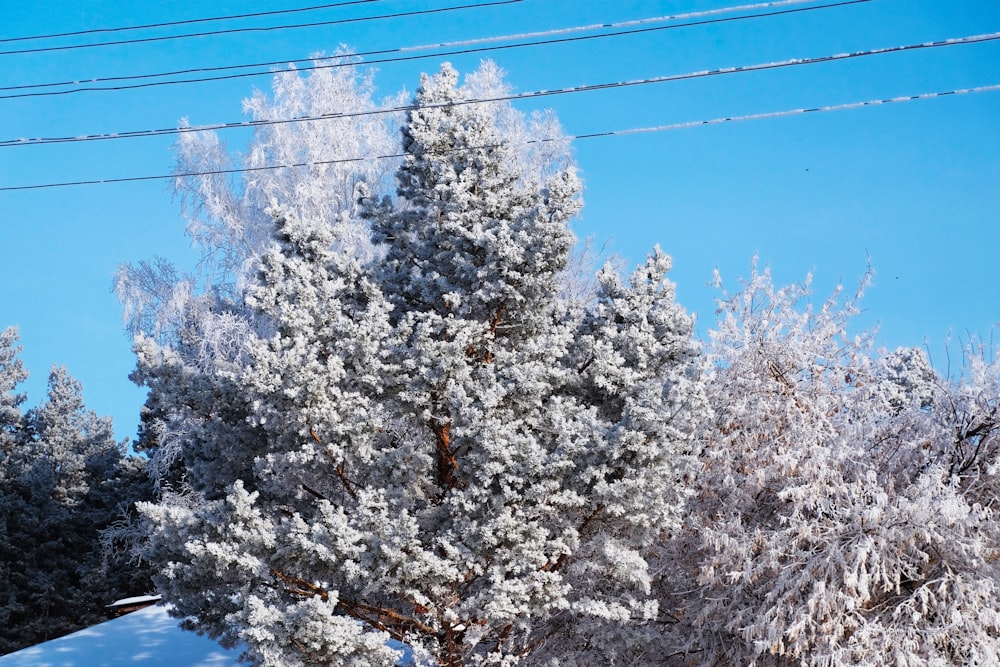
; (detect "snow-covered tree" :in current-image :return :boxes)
[127,62,706,666]
[114,55,406,492]
[0,327,28,652]
[0,328,26,458]
[116,54,400,345]
[663,265,1000,665]
[0,348,152,655]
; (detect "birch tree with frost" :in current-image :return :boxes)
[662,265,1000,666]
[116,55,399,345]
[123,63,706,666]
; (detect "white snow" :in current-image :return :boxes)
[108,594,162,607]
[0,605,242,667]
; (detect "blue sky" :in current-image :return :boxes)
[1,0,998,442]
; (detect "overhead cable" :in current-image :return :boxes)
[3,82,996,192]
[573,84,1000,138]
[402,0,845,51]
[0,0,870,99]
[0,1,382,44]
[0,0,524,57]
[4,30,997,149]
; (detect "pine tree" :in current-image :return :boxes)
[0,327,29,650]
[128,63,706,666]
[0,328,26,472]
[0,357,152,655]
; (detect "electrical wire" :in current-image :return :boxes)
[2,82,996,192]
[0,0,870,99]
[0,0,524,57]
[0,1,382,44]
[4,30,997,148]
[574,84,1000,138]
[397,0,829,50]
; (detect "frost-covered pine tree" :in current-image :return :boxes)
[127,62,706,666]
[664,265,1000,666]
[0,327,28,649]
[0,327,27,459]
[0,343,151,655]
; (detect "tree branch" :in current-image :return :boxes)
[431,419,459,492]
[270,568,437,640]
[542,505,603,573]
[311,429,358,499]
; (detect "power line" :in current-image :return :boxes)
[398,0,830,50]
[0,1,382,44]
[3,82,996,192]
[1,0,838,93]
[4,30,997,149]
[0,0,868,99]
[0,0,523,57]
[575,84,1000,138]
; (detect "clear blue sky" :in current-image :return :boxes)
[1,0,998,442]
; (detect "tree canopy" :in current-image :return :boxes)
[121,61,705,666]
[116,58,1000,666]
[0,329,152,655]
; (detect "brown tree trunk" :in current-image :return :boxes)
[440,624,465,667]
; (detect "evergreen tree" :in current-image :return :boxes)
[128,63,706,666]
[0,354,152,655]
[0,328,26,443]
[0,327,29,650]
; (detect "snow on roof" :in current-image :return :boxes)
[107,594,162,607]
[0,604,242,667]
